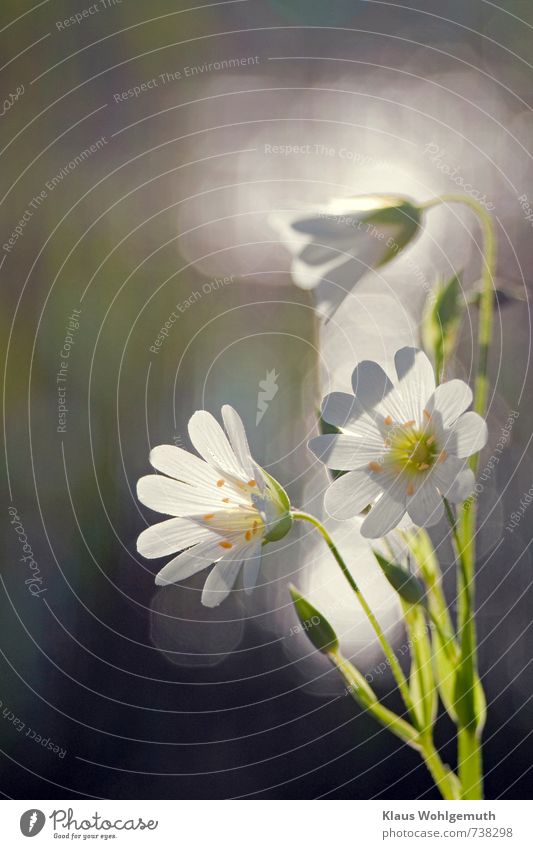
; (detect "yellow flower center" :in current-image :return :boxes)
[385,422,439,477]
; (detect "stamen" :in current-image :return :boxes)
[253,521,259,534]
[245,531,252,541]
[407,483,415,496]
[403,420,416,428]
[418,463,430,471]
[216,479,225,487]
[247,479,257,487]
[384,415,393,425]
[219,540,233,549]
[203,514,215,520]
[423,409,431,420]
[368,461,383,472]
[426,435,435,445]
[438,450,448,463]
[222,497,230,503]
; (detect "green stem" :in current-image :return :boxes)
[334,650,459,799]
[420,735,461,801]
[426,194,496,800]
[458,727,483,800]
[292,510,419,727]
[332,651,421,750]
[421,192,495,427]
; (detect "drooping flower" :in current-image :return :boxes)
[270,194,422,319]
[136,406,292,607]
[309,348,488,539]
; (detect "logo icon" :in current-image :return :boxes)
[256,368,279,425]
[20,810,46,837]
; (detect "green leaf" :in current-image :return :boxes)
[373,551,426,606]
[432,626,460,723]
[403,529,458,721]
[454,664,487,734]
[289,585,339,655]
[422,272,465,380]
[403,602,437,732]
[404,529,486,732]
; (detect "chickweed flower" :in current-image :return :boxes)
[137,406,292,606]
[270,194,421,318]
[309,348,487,538]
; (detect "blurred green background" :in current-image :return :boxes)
[1,0,532,799]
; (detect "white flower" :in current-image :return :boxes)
[309,348,488,539]
[270,194,421,319]
[136,406,292,607]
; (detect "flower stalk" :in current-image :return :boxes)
[291,510,420,727]
[423,194,497,798]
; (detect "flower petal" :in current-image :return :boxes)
[242,546,263,594]
[149,445,217,488]
[427,380,473,429]
[321,392,382,441]
[321,392,359,427]
[188,410,247,480]
[308,434,383,470]
[361,487,407,538]
[407,482,444,527]
[351,360,407,421]
[137,517,215,558]
[394,347,435,423]
[201,544,255,607]
[446,411,488,458]
[137,475,218,517]
[291,254,346,290]
[154,538,225,585]
[446,469,475,503]
[324,470,382,519]
[221,405,256,480]
[431,454,469,496]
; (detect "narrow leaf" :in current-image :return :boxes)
[289,585,339,655]
[373,551,426,606]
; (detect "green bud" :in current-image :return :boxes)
[345,194,423,266]
[259,467,293,542]
[289,585,339,655]
[264,513,293,542]
[373,551,426,607]
[422,272,464,380]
